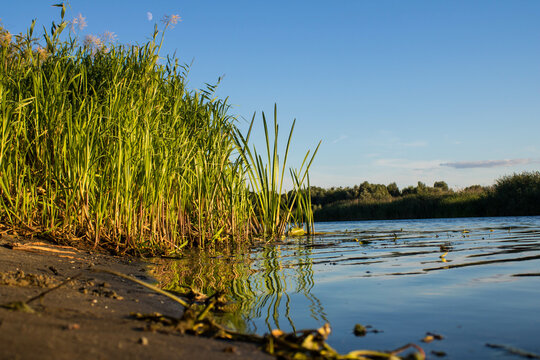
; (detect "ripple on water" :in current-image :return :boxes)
[153,216,540,359]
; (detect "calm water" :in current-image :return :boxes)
[152,216,540,359]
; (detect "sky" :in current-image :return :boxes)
[2,1,540,190]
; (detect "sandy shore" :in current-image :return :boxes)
[0,233,272,360]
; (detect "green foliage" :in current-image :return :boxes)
[434,181,449,192]
[492,171,540,216]
[386,182,400,197]
[233,106,320,238]
[312,173,540,221]
[314,192,489,221]
[0,7,318,253]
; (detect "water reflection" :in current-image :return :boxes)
[150,242,328,334]
[151,216,540,358]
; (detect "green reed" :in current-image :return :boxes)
[234,106,320,238]
[0,5,317,253]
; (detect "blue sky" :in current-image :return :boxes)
[3,1,539,189]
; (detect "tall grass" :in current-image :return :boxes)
[0,5,317,254]
[233,106,320,238]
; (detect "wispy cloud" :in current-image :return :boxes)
[399,140,428,148]
[147,12,153,21]
[331,135,348,144]
[365,153,381,159]
[368,131,428,150]
[441,158,539,169]
[375,158,441,170]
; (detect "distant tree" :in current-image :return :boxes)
[356,181,391,200]
[401,186,417,196]
[371,184,391,200]
[433,181,449,192]
[461,185,487,194]
[416,181,427,194]
[312,173,540,221]
[493,171,540,215]
[309,186,326,206]
[387,182,400,197]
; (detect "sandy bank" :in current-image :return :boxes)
[0,233,272,360]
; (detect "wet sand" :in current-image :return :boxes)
[0,233,272,360]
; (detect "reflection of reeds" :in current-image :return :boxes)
[152,240,328,334]
[151,250,255,333]
[294,245,329,323]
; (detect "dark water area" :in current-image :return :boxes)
[152,216,540,359]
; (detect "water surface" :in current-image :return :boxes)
[153,216,540,359]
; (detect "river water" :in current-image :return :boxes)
[152,216,540,359]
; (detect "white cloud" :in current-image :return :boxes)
[398,140,428,148]
[331,135,348,144]
[147,12,153,21]
[375,158,442,170]
[370,130,427,147]
[365,153,381,159]
[441,158,539,169]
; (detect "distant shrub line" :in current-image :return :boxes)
[312,172,540,221]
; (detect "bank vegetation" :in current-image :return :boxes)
[312,172,540,221]
[0,5,318,255]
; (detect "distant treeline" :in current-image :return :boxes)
[311,171,540,221]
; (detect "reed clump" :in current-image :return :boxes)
[0,5,317,254]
